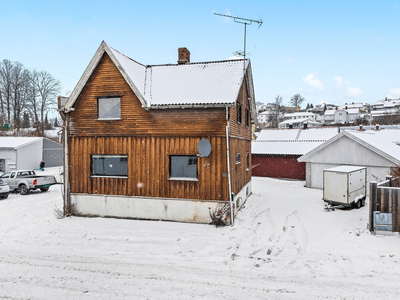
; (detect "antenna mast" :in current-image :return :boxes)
[214,13,262,105]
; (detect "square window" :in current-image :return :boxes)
[91,155,127,177]
[170,155,197,179]
[236,153,241,164]
[98,97,121,119]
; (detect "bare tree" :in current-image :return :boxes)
[268,94,284,128]
[0,60,13,123]
[11,62,30,131]
[27,70,61,136]
[290,93,305,109]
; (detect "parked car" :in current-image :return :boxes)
[0,170,56,195]
[0,179,10,199]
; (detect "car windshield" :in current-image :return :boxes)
[0,173,11,178]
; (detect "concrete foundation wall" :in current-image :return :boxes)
[71,180,252,224]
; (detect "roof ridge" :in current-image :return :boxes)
[148,58,247,68]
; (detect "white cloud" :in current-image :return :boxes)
[347,87,362,97]
[333,76,343,87]
[302,72,324,90]
[387,88,400,97]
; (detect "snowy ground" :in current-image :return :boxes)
[1,169,400,299]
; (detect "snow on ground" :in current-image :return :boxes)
[1,170,400,299]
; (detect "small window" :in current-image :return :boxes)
[170,155,198,179]
[245,109,250,127]
[91,155,128,177]
[246,152,250,170]
[236,153,241,164]
[237,102,242,124]
[98,97,121,119]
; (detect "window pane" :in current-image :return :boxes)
[170,156,197,178]
[98,98,121,119]
[92,155,127,176]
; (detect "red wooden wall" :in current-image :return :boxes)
[252,155,305,180]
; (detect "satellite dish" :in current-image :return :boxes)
[198,139,212,157]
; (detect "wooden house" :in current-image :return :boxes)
[58,41,256,224]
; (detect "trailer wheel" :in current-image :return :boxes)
[19,184,28,195]
[355,200,361,209]
[361,198,365,207]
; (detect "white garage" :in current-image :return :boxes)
[298,130,400,190]
[0,137,63,173]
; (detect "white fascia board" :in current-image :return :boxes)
[245,62,258,124]
[298,131,400,165]
[64,41,147,112]
[297,131,344,162]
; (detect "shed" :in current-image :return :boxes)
[298,130,400,189]
[0,137,63,173]
[252,127,338,179]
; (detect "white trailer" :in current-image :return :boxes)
[323,166,367,209]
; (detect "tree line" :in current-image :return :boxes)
[0,59,61,135]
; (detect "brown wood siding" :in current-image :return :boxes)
[229,80,252,140]
[69,136,229,201]
[69,53,227,138]
[229,137,252,195]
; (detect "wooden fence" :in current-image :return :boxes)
[369,175,400,232]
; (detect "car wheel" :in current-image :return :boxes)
[19,185,28,195]
[355,200,361,209]
[40,187,49,192]
[3,193,8,199]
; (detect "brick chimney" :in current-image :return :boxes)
[178,47,190,64]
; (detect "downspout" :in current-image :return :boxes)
[226,107,234,226]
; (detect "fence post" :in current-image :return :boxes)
[369,181,378,232]
[386,175,393,187]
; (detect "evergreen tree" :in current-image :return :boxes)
[22,112,30,128]
[310,103,314,109]
[306,103,310,110]
[54,118,59,128]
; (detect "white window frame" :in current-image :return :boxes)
[97,97,121,120]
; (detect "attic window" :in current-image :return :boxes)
[98,97,121,119]
[245,109,250,127]
[237,102,242,124]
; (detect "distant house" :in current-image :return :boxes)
[0,137,63,173]
[278,118,321,129]
[58,41,256,224]
[298,129,400,189]
[252,127,338,179]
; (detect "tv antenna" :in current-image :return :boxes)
[214,13,263,105]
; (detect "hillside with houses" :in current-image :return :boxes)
[257,98,400,130]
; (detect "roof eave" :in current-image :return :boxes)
[148,103,235,109]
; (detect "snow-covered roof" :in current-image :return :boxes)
[0,137,42,149]
[279,117,314,125]
[324,110,336,116]
[346,108,359,114]
[284,112,316,118]
[257,129,299,140]
[299,129,400,164]
[338,103,363,109]
[252,140,324,155]
[64,41,255,114]
[253,127,339,155]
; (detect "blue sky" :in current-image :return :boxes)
[1,0,400,109]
